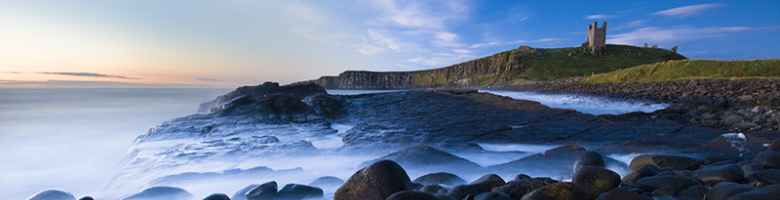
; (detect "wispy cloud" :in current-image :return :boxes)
[608,26,758,45]
[195,78,222,82]
[407,54,476,66]
[469,38,562,48]
[654,3,723,17]
[4,71,20,74]
[0,80,222,88]
[38,72,138,79]
[584,15,615,20]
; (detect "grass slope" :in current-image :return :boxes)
[581,59,780,83]
[481,45,686,84]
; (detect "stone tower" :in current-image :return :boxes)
[584,21,607,55]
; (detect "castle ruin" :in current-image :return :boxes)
[582,21,607,55]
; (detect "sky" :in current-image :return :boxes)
[1,0,778,88]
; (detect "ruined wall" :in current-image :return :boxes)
[586,21,607,54]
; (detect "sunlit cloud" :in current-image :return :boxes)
[654,3,723,17]
[0,80,220,88]
[453,49,472,54]
[608,26,759,45]
[584,14,615,20]
[38,72,138,79]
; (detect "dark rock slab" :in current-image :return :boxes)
[488,144,626,179]
[27,189,76,200]
[334,160,413,200]
[198,82,326,113]
[447,174,506,200]
[361,144,483,174]
[520,182,589,200]
[413,172,468,187]
[122,186,194,200]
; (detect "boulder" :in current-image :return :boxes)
[634,175,701,195]
[767,139,780,151]
[620,165,660,187]
[276,184,323,200]
[246,181,277,200]
[303,93,345,118]
[334,160,413,200]
[361,144,483,173]
[520,182,589,200]
[232,184,260,200]
[27,189,76,200]
[629,155,705,172]
[571,166,620,198]
[122,186,194,200]
[420,185,448,195]
[447,174,506,200]
[752,169,780,184]
[474,192,511,200]
[203,193,230,200]
[596,187,643,200]
[77,197,94,200]
[386,191,439,200]
[739,161,765,176]
[727,184,780,200]
[753,151,780,169]
[198,82,326,113]
[678,185,708,200]
[491,178,558,200]
[704,182,754,200]
[691,163,744,185]
[722,115,744,127]
[413,172,468,187]
[574,151,606,172]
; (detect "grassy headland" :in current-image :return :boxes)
[581,59,780,83]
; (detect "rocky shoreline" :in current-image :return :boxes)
[487,78,780,133]
[25,81,780,200]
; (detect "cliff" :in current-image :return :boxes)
[301,45,686,89]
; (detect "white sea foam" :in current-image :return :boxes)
[481,90,669,115]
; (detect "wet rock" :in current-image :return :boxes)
[621,165,660,187]
[413,172,468,187]
[704,182,754,200]
[520,182,589,200]
[386,191,439,200]
[122,186,194,200]
[203,193,230,200]
[334,160,413,200]
[492,178,558,200]
[447,174,506,200]
[309,176,344,190]
[27,189,76,200]
[303,93,345,118]
[246,181,277,200]
[753,151,780,169]
[634,175,701,195]
[571,166,621,198]
[362,144,483,173]
[629,155,705,173]
[574,151,606,172]
[596,187,643,200]
[678,185,708,200]
[474,192,511,200]
[722,115,744,127]
[727,184,780,200]
[767,139,780,151]
[489,144,625,180]
[514,174,532,181]
[276,184,323,200]
[198,82,326,113]
[752,169,780,184]
[232,184,260,200]
[739,161,765,176]
[691,163,744,185]
[420,185,448,195]
[78,197,94,200]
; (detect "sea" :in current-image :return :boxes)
[0,88,667,199]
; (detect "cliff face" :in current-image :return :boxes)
[304,45,685,89]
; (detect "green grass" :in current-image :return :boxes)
[581,59,780,83]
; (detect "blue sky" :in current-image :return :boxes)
[1,0,778,87]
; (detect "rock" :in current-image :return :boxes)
[78,197,94,200]
[203,193,230,200]
[276,184,323,200]
[246,181,278,200]
[704,182,754,200]
[571,166,621,198]
[447,174,506,200]
[492,178,558,200]
[678,185,708,200]
[722,115,744,127]
[308,176,344,192]
[474,192,511,200]
[122,186,194,200]
[734,122,759,130]
[767,139,780,151]
[334,160,413,200]
[691,163,744,185]
[596,187,643,200]
[514,174,532,181]
[629,155,705,172]
[739,161,765,176]
[27,189,76,200]
[413,172,468,187]
[198,82,326,113]
[754,151,780,169]
[574,151,606,172]
[386,191,439,200]
[520,182,589,200]
[634,175,701,195]
[727,184,780,200]
[621,165,660,187]
[420,185,448,195]
[752,169,780,184]
[362,144,483,173]
[303,93,345,118]
[232,184,260,200]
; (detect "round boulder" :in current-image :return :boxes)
[27,189,76,200]
[203,193,230,200]
[704,182,755,200]
[596,187,643,200]
[386,191,439,200]
[492,178,558,200]
[752,169,780,184]
[571,166,620,198]
[447,174,505,200]
[413,172,468,187]
[629,155,705,173]
[574,151,606,172]
[277,184,323,200]
[520,182,589,200]
[474,192,511,200]
[692,163,744,185]
[246,181,278,200]
[122,186,194,200]
[334,160,413,200]
[634,175,701,195]
[753,151,780,169]
[728,184,780,200]
[232,184,260,200]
